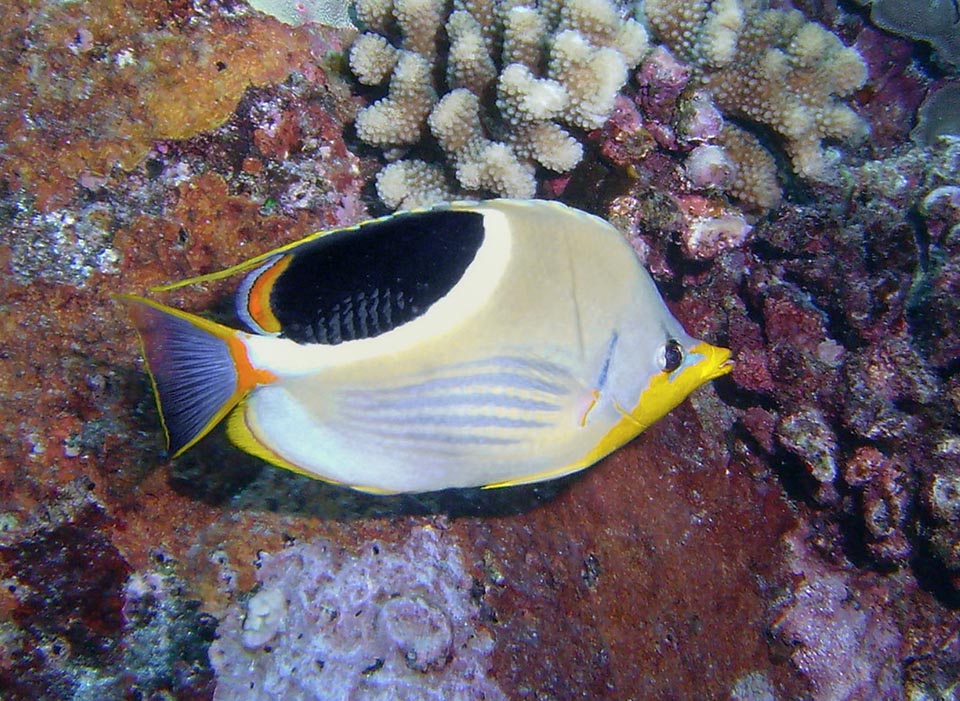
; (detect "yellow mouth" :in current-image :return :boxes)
[692,342,733,382]
[627,340,733,432]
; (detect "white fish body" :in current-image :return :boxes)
[123,200,732,493]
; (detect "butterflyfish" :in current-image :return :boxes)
[122,199,732,494]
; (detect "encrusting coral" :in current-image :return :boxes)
[349,0,650,208]
[641,0,868,208]
[210,526,507,700]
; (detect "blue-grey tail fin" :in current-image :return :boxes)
[120,296,247,456]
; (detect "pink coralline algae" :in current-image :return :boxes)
[845,447,911,565]
[0,499,132,672]
[925,466,960,585]
[776,408,840,502]
[770,530,904,701]
[634,46,690,147]
[210,526,506,700]
[693,134,960,604]
[593,94,655,170]
[593,54,753,262]
[0,485,217,699]
[914,184,960,369]
[853,27,927,148]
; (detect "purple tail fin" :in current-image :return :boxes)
[121,296,244,456]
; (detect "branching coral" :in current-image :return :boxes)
[641,0,868,206]
[349,0,650,208]
[715,123,782,212]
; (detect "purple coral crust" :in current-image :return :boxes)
[770,530,904,701]
[634,46,690,137]
[209,526,506,700]
[695,136,960,588]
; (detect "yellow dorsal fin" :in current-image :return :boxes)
[149,213,410,293]
[149,231,330,292]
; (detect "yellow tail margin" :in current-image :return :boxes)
[119,295,275,456]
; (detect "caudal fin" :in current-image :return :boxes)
[120,295,261,456]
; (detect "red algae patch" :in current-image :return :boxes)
[466,403,805,700]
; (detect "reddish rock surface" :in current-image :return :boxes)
[468,403,802,699]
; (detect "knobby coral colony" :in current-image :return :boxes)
[348,0,869,217]
[348,0,651,208]
[641,0,869,211]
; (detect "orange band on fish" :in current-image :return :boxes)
[578,389,601,428]
[227,335,277,392]
[240,255,292,335]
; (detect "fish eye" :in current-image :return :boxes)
[659,340,684,373]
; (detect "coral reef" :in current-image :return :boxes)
[210,526,506,700]
[588,65,756,260]
[769,529,904,700]
[591,25,960,680]
[912,82,960,145]
[459,400,809,700]
[245,0,355,27]
[710,138,960,583]
[0,485,217,699]
[2,1,960,699]
[640,0,868,208]
[714,124,781,212]
[348,0,650,207]
[852,27,926,149]
[0,10,370,694]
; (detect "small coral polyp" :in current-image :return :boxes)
[349,0,650,208]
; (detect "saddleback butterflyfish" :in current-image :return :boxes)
[122,199,733,494]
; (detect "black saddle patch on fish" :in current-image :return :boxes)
[269,209,486,344]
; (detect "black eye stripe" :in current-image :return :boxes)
[663,340,683,373]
